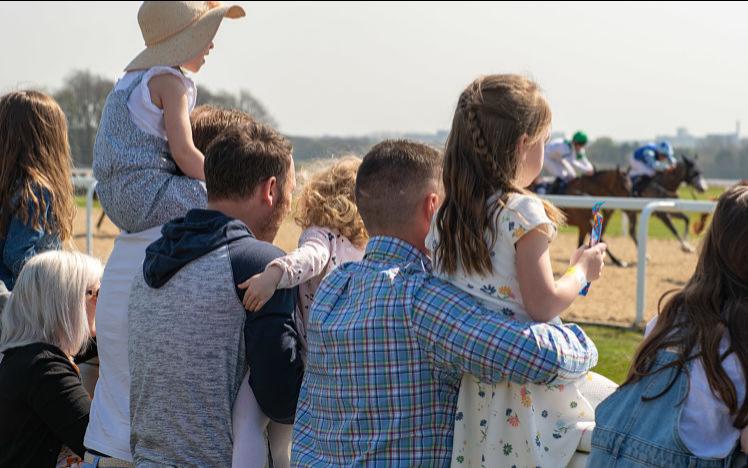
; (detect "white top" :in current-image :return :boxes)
[628,152,656,178]
[84,226,163,461]
[545,138,575,162]
[645,317,745,458]
[426,193,557,320]
[267,226,365,329]
[114,66,197,141]
[544,138,594,179]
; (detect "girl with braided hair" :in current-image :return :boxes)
[426,74,607,467]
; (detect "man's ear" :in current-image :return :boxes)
[258,176,278,207]
[424,192,440,222]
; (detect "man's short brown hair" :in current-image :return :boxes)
[191,105,255,153]
[204,122,293,202]
[355,139,442,232]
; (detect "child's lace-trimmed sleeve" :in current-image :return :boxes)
[500,194,558,245]
[266,226,333,289]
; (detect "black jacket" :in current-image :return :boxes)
[0,343,90,468]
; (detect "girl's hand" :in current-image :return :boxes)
[237,265,284,312]
[572,243,607,282]
[741,426,748,454]
[569,245,585,266]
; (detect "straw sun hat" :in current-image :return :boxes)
[125,1,245,71]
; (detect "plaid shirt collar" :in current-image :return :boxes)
[363,236,433,274]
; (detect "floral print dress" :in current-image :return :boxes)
[427,193,594,468]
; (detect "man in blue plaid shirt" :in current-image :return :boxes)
[291,140,599,466]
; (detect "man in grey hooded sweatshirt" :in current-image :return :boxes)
[127,121,303,467]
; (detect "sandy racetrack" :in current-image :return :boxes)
[75,208,698,326]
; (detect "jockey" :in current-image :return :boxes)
[629,141,677,195]
[542,131,593,194]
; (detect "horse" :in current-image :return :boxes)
[624,155,708,253]
[693,179,748,235]
[542,168,633,267]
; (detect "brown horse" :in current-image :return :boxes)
[624,155,708,253]
[556,168,633,267]
[693,179,748,235]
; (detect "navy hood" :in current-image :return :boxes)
[143,209,254,288]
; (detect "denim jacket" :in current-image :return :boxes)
[0,189,61,290]
[588,350,738,468]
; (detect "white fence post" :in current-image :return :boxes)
[85,181,97,256]
[72,176,97,256]
[635,201,675,326]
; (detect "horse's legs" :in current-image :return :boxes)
[626,210,639,248]
[96,210,107,230]
[600,239,627,268]
[693,213,710,236]
[669,212,691,241]
[599,210,627,267]
[655,212,695,253]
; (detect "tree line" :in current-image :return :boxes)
[54,70,747,178]
[55,70,276,168]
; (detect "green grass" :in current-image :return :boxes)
[559,186,724,240]
[75,196,100,208]
[584,325,643,384]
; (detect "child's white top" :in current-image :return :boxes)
[645,317,745,458]
[426,192,557,321]
[267,226,365,320]
[114,66,197,141]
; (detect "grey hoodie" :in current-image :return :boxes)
[128,209,302,467]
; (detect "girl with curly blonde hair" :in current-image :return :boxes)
[239,156,368,327]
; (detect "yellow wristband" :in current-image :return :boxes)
[565,266,588,289]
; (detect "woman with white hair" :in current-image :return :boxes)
[0,250,102,468]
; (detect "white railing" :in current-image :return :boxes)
[71,176,98,256]
[67,177,716,326]
[542,195,716,326]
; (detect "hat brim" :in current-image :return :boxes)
[124,4,245,72]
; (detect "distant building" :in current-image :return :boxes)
[656,127,697,149]
[702,122,740,148]
[657,122,741,150]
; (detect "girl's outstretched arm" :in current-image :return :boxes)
[238,228,333,311]
[516,229,606,322]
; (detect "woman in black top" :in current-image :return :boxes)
[0,250,102,468]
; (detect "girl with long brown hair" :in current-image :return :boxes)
[0,90,75,290]
[590,185,748,466]
[426,75,607,466]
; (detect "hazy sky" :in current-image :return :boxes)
[2,1,747,140]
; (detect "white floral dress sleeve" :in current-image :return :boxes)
[500,193,558,246]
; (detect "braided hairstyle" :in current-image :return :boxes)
[434,75,561,276]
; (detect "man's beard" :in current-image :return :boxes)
[254,194,289,243]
